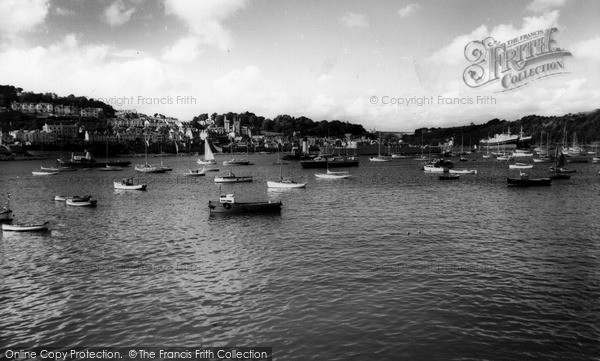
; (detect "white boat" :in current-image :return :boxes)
[32,170,59,176]
[315,169,350,179]
[54,195,92,202]
[391,154,414,159]
[197,134,217,165]
[135,164,167,173]
[184,169,206,177]
[496,155,512,161]
[201,167,219,172]
[267,155,307,188]
[66,198,97,207]
[136,133,167,173]
[509,163,534,169]
[114,178,147,190]
[512,150,534,158]
[369,156,392,162]
[2,221,49,232]
[267,179,307,188]
[40,165,76,172]
[422,164,446,173]
[369,135,392,162]
[449,169,478,174]
[592,157,600,164]
[214,172,253,183]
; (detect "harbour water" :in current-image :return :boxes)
[1,155,600,360]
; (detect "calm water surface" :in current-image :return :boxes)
[1,154,599,360]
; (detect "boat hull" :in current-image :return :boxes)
[214,177,253,183]
[301,159,359,169]
[113,182,147,190]
[208,201,282,214]
[135,165,168,173]
[66,199,97,207]
[507,177,552,187]
[2,222,49,232]
[267,181,307,188]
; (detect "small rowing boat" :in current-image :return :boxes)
[2,221,49,232]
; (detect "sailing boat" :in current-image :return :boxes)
[0,193,13,224]
[197,134,217,165]
[369,134,392,162]
[267,159,306,188]
[184,142,206,177]
[99,136,124,171]
[534,132,553,163]
[549,148,572,179]
[459,134,468,161]
[135,133,167,173]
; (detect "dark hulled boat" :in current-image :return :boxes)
[208,194,282,214]
[58,151,130,169]
[300,155,359,169]
[507,172,551,187]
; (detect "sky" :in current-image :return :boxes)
[0,0,598,131]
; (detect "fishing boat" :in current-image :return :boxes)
[507,172,551,187]
[208,194,282,214]
[0,193,13,224]
[267,157,307,188]
[2,221,49,232]
[54,195,92,202]
[113,178,147,190]
[509,163,534,169]
[448,169,477,174]
[66,198,97,207]
[422,164,446,173]
[57,151,131,169]
[214,172,253,183]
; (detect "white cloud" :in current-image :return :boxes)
[103,0,136,27]
[526,0,568,13]
[339,12,369,28]
[162,36,202,63]
[571,36,600,61]
[163,0,247,51]
[398,3,421,18]
[429,11,560,66]
[0,0,50,40]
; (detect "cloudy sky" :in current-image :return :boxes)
[0,0,598,131]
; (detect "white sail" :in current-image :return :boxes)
[198,138,217,165]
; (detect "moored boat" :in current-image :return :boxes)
[507,172,551,187]
[214,172,253,183]
[135,164,168,173]
[208,194,281,214]
[267,179,307,188]
[98,165,125,171]
[315,169,350,179]
[300,155,359,169]
[222,158,253,166]
[0,193,13,224]
[197,135,218,165]
[509,163,534,169]
[32,170,59,176]
[114,178,147,190]
[2,221,49,232]
[183,169,206,177]
[54,195,92,202]
[448,169,477,174]
[66,198,97,207]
